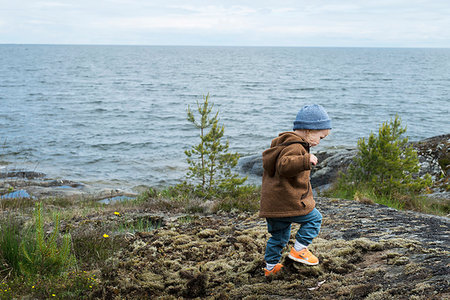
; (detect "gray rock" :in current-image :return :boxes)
[310,149,357,188]
[25,185,87,198]
[0,171,45,179]
[238,154,263,176]
[0,176,137,200]
[412,134,449,181]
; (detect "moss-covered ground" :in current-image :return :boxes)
[1,195,448,299]
[92,210,449,299]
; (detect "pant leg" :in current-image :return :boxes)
[264,219,292,264]
[293,208,322,246]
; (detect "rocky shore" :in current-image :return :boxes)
[0,171,139,203]
[1,134,448,203]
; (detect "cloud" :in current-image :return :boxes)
[36,1,73,8]
[91,4,260,32]
[95,16,224,30]
[0,0,449,46]
[167,4,257,15]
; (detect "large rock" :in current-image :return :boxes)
[412,134,449,179]
[310,149,357,188]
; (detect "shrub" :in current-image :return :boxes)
[214,185,261,212]
[137,184,261,213]
[331,115,432,208]
[21,202,76,277]
[0,204,100,299]
[0,203,76,278]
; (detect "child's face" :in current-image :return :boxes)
[306,129,330,147]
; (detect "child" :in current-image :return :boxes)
[260,104,331,276]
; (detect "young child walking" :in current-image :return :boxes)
[260,104,331,276]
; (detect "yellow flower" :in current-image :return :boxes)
[114,211,120,216]
[52,294,56,297]
[32,285,35,289]
[103,234,109,238]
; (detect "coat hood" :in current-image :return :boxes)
[262,132,309,177]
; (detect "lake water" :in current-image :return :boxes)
[1,45,449,189]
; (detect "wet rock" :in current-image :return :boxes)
[0,171,45,179]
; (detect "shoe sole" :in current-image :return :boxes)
[288,254,319,266]
[264,270,282,277]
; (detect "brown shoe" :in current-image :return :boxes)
[264,263,283,277]
[288,247,319,265]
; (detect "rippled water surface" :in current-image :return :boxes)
[1,45,449,188]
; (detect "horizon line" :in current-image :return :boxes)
[0,43,449,49]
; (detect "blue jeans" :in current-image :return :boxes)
[264,208,322,264]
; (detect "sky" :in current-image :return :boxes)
[0,0,449,47]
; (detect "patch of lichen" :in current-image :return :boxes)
[88,214,449,299]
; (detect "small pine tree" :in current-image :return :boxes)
[20,202,75,276]
[343,114,431,196]
[185,94,246,197]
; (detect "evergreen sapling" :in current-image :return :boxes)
[185,94,246,197]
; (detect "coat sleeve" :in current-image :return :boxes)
[276,145,311,177]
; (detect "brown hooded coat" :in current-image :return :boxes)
[259,132,315,218]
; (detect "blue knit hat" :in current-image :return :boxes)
[293,104,332,130]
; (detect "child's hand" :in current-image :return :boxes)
[310,154,318,166]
